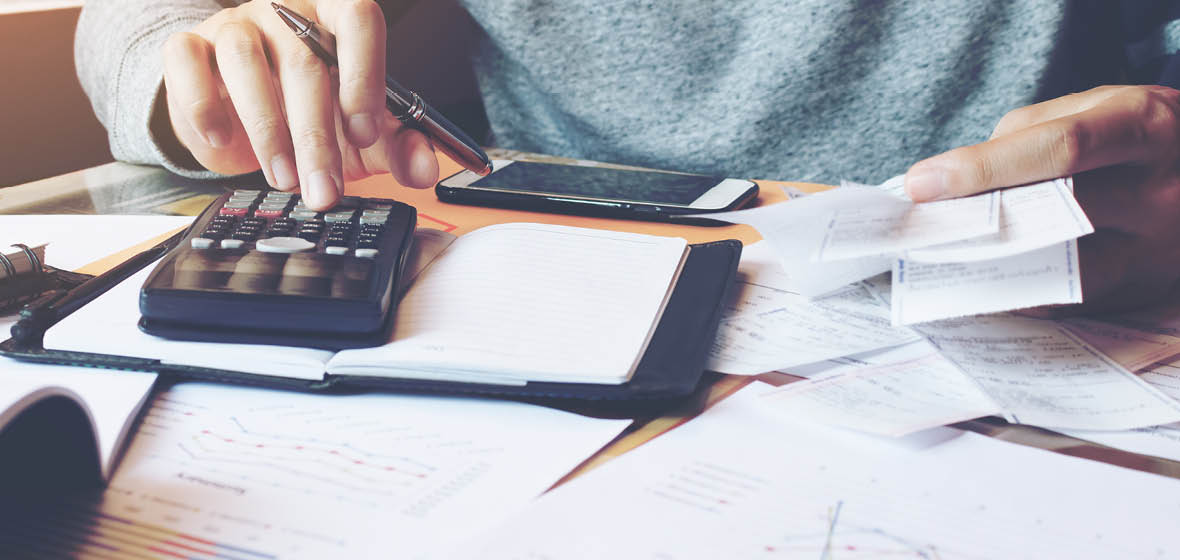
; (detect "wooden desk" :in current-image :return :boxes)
[7,152,1179,483]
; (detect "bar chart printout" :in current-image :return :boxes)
[452,383,1180,559]
[0,382,629,559]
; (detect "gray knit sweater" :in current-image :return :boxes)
[77,1,1094,184]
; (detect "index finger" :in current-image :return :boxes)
[905,87,1180,201]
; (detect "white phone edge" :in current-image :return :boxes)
[438,159,755,211]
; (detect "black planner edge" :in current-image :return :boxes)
[0,239,742,405]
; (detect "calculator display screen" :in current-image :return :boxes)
[154,251,374,299]
[469,161,722,205]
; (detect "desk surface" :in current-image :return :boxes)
[5,150,1179,483]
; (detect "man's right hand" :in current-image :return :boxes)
[161,0,439,210]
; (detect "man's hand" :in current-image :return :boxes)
[904,85,1180,315]
[161,0,439,210]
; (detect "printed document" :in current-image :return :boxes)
[12,383,629,559]
[706,242,919,375]
[760,341,999,436]
[451,383,1180,559]
[917,315,1180,430]
[891,240,1083,325]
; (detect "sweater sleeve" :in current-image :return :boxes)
[75,0,239,178]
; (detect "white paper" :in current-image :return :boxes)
[695,188,901,296]
[918,315,1180,430]
[816,188,999,262]
[45,266,337,380]
[0,215,194,271]
[892,240,1083,325]
[760,341,999,436]
[330,223,687,384]
[1061,317,1180,372]
[20,382,629,559]
[906,178,1094,262]
[1063,424,1180,464]
[0,359,156,479]
[1140,359,1180,401]
[452,383,1180,559]
[398,228,458,294]
[707,243,919,375]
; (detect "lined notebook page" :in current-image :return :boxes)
[329,223,688,384]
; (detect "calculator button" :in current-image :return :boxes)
[364,202,393,210]
[256,237,316,253]
[359,214,388,225]
[220,239,245,249]
[219,207,249,216]
[254,208,285,218]
[191,238,215,249]
[355,248,379,258]
[356,238,378,249]
[289,210,319,221]
[241,217,266,226]
[325,246,349,255]
[325,212,357,223]
[223,200,253,209]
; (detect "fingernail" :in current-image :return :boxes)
[906,167,949,201]
[348,113,378,145]
[270,154,298,191]
[305,170,341,209]
[204,128,232,148]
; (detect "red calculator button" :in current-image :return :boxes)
[254,208,284,218]
[219,207,248,216]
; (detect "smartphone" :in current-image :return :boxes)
[436,160,758,219]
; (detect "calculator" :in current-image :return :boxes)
[138,189,416,349]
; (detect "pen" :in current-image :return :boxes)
[10,230,185,348]
[271,2,493,177]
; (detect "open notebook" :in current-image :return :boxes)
[6,224,741,401]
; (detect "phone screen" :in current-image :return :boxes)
[468,162,723,205]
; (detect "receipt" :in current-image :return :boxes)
[906,178,1093,263]
[918,315,1180,431]
[816,187,999,262]
[760,341,999,436]
[1060,318,1180,372]
[706,242,919,375]
[697,188,906,296]
[891,241,1082,325]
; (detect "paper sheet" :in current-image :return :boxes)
[451,383,1180,559]
[760,341,999,436]
[0,215,194,271]
[695,188,902,296]
[891,240,1083,325]
[0,359,156,479]
[918,315,1180,430]
[706,242,919,375]
[1061,317,1180,372]
[1140,359,1180,401]
[817,185,998,262]
[20,382,629,559]
[330,223,687,384]
[906,178,1094,262]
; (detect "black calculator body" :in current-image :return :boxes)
[139,189,416,349]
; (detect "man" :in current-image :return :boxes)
[76,0,1180,314]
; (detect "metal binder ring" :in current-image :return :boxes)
[0,251,14,279]
[11,244,42,276]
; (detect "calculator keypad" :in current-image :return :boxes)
[192,189,395,258]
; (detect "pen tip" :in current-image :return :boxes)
[271,2,281,10]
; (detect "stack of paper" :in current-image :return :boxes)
[703,176,1093,325]
[707,239,1180,438]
